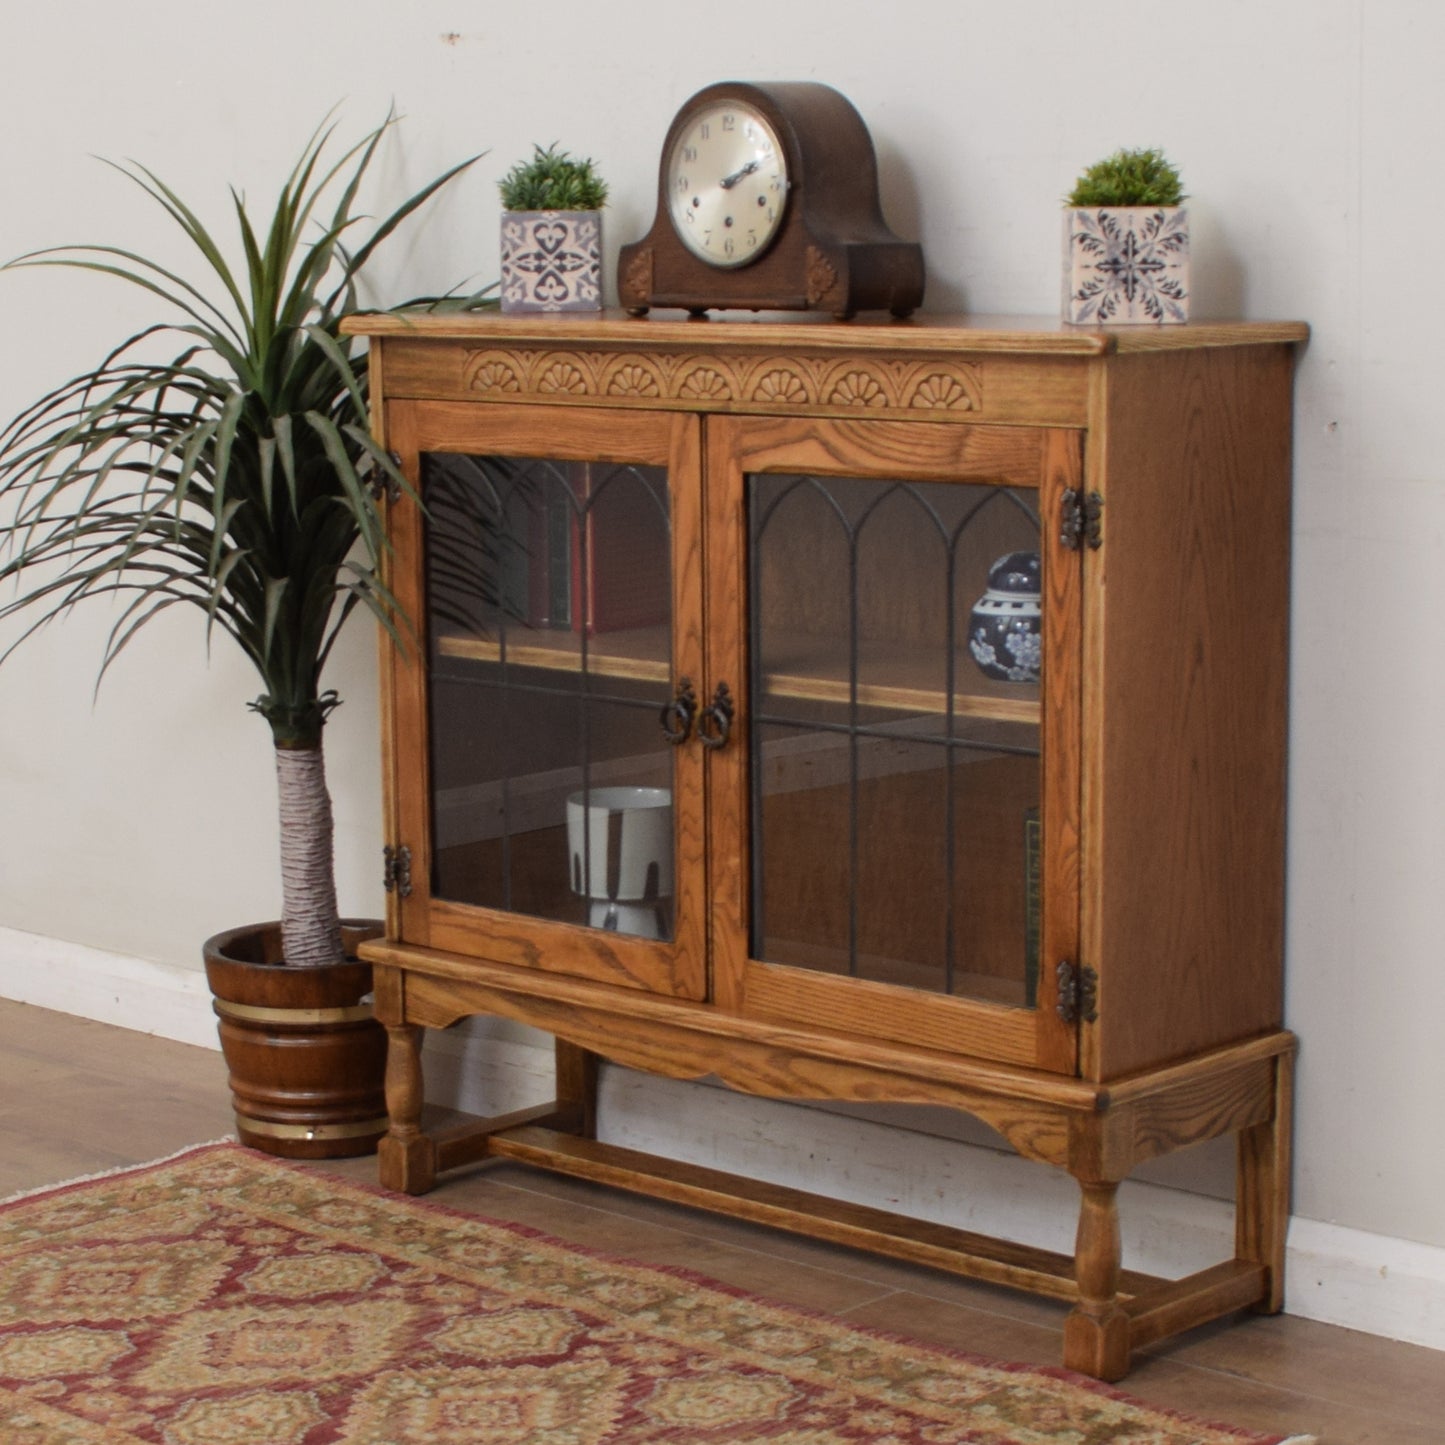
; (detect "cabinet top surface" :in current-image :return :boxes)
[340,308,1308,356]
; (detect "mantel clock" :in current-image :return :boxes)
[617,80,924,319]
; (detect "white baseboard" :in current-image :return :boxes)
[0,925,219,1050]
[5,925,1443,1353]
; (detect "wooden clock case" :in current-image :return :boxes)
[617,81,925,318]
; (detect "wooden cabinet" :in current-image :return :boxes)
[343,310,1307,1379]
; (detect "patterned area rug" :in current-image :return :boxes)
[0,1143,1316,1444]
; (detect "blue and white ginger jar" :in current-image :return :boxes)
[969,551,1042,683]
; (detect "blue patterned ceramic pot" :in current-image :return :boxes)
[500,210,603,312]
[1064,206,1190,324]
[969,551,1042,683]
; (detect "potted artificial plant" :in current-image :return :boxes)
[1063,146,1189,324]
[0,114,488,1158]
[498,143,608,313]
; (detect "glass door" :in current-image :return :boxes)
[706,417,1081,1072]
[385,402,705,999]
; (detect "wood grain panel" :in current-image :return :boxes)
[1084,345,1295,1079]
[1036,429,1085,1073]
[740,962,1042,1066]
[361,941,1102,1104]
[718,414,1046,487]
[408,398,674,463]
[1126,1058,1276,1164]
[702,413,751,1013]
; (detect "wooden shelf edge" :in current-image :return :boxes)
[341,309,1308,356]
[343,310,1115,354]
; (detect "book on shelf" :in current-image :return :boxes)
[517,462,670,637]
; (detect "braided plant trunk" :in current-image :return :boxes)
[274,742,345,967]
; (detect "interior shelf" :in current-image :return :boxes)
[438,626,669,685]
[437,627,1041,726]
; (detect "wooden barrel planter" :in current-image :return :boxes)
[203,920,389,1159]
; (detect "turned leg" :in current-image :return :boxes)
[555,1039,600,1139]
[1237,1048,1295,1313]
[1063,1179,1132,1381]
[378,1023,437,1195]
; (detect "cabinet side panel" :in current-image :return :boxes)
[1087,345,1295,1080]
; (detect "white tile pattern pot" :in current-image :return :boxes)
[1063,206,1189,324]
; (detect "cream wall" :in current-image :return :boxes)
[2,0,1442,1301]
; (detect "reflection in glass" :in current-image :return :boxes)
[749,473,1042,1007]
[567,786,673,938]
[423,453,675,941]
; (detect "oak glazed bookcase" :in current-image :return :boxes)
[341,309,1307,1380]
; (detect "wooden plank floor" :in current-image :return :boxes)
[2,997,1441,1442]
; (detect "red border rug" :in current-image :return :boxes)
[1,1143,1316,1443]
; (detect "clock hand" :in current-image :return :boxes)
[718,160,759,190]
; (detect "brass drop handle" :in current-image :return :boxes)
[659,676,698,745]
[697,681,735,750]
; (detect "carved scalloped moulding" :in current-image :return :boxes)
[804,246,841,307]
[460,347,983,414]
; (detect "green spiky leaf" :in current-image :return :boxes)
[0,111,495,748]
[498,143,608,211]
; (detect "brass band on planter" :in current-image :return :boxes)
[235,1113,390,1141]
[212,998,374,1026]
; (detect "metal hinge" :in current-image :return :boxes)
[382,843,413,898]
[1060,488,1104,550]
[1056,960,1099,1025]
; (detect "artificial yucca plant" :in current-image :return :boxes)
[498,143,608,210]
[0,113,486,966]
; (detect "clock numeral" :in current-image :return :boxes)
[683,209,695,225]
[699,123,710,140]
[676,174,690,192]
[724,236,735,257]
[722,113,736,131]
[683,145,697,163]
[746,231,758,248]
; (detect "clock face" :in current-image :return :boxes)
[665,102,789,269]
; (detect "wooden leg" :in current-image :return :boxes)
[555,1039,599,1139]
[1236,1047,1294,1313]
[1063,1179,1132,1381]
[378,1023,436,1195]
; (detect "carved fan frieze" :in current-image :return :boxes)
[459,347,983,416]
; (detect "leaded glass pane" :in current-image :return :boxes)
[424,453,675,941]
[748,473,1042,1006]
